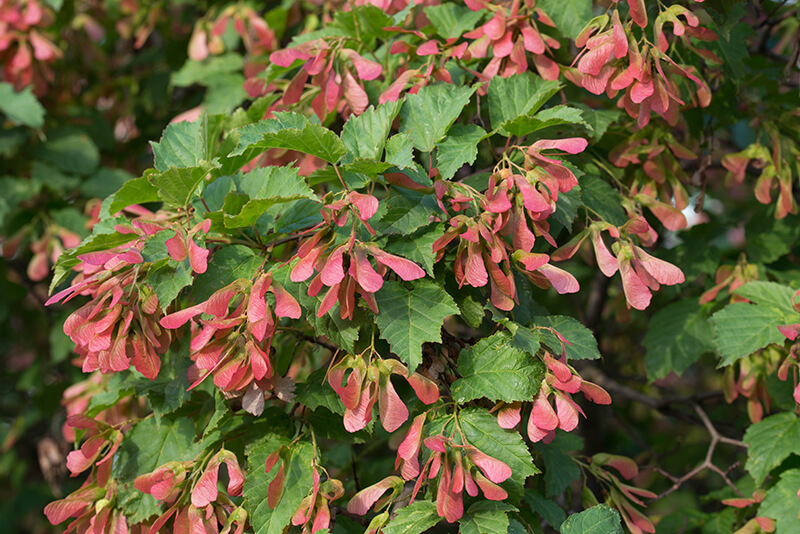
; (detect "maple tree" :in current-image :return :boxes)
[2,0,800,533]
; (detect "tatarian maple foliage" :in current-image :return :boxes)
[2,0,800,533]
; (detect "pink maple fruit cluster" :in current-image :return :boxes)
[44,415,131,533]
[259,0,566,116]
[462,0,561,82]
[0,0,61,94]
[1,223,81,282]
[570,1,713,128]
[268,39,383,118]
[46,216,213,379]
[609,129,700,232]
[158,270,301,394]
[586,453,657,533]
[290,191,426,319]
[552,218,685,311]
[328,353,440,432]
[721,490,776,534]
[497,352,611,443]
[430,139,589,311]
[722,135,799,220]
[347,422,514,525]
[137,449,248,533]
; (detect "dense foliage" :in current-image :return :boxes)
[2,0,800,533]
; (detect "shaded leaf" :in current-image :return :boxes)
[534,431,583,498]
[536,0,593,40]
[579,175,627,227]
[643,300,715,380]
[424,4,485,39]
[144,259,194,311]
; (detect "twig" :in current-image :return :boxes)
[649,404,746,502]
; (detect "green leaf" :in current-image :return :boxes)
[374,190,439,235]
[746,211,800,264]
[460,502,517,534]
[173,54,245,86]
[452,331,544,403]
[329,5,393,44]
[304,304,360,353]
[385,133,415,169]
[733,282,798,315]
[244,439,315,534]
[560,505,623,534]
[374,280,459,371]
[710,302,790,366]
[579,175,628,227]
[552,185,582,232]
[202,392,231,440]
[193,245,262,301]
[230,113,346,163]
[0,83,45,128]
[223,166,316,228]
[399,84,477,152]
[151,118,208,171]
[149,162,219,208]
[536,0,593,40]
[709,13,753,81]
[643,300,715,380]
[32,132,100,176]
[459,408,539,501]
[758,469,800,533]
[383,501,441,534]
[144,259,194,311]
[114,416,203,523]
[437,124,487,180]
[424,4,484,39]
[743,412,800,484]
[534,431,583,497]
[488,73,561,133]
[341,101,402,163]
[502,106,592,138]
[306,407,373,443]
[109,174,160,214]
[531,315,600,360]
[580,107,621,141]
[525,490,566,530]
